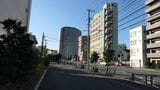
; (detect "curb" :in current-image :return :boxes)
[34,69,48,90]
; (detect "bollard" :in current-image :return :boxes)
[150,76,153,86]
[131,73,134,82]
[145,75,148,86]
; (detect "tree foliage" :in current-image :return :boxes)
[90,52,99,63]
[44,53,62,66]
[103,49,114,64]
[0,19,40,85]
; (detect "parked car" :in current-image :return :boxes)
[98,61,107,66]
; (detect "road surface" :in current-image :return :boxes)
[38,64,159,90]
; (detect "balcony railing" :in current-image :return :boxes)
[147,43,160,48]
[147,53,160,58]
[147,12,160,22]
[146,21,160,30]
[146,1,160,13]
[145,0,154,5]
[146,31,160,39]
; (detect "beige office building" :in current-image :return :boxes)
[78,36,88,63]
[145,0,160,67]
[0,0,32,35]
[90,2,118,60]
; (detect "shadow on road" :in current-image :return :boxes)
[38,66,159,90]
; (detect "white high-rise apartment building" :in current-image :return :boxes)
[145,0,160,68]
[0,0,32,34]
[90,2,118,60]
[130,25,146,68]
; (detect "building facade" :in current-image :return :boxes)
[0,0,32,35]
[103,3,118,60]
[59,27,81,59]
[90,11,104,59]
[90,2,118,60]
[117,44,129,62]
[145,0,160,68]
[78,36,88,63]
[130,25,146,68]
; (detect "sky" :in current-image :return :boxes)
[29,0,146,51]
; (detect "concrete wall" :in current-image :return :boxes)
[0,0,31,34]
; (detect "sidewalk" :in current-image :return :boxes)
[116,66,160,76]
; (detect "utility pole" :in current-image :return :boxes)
[45,40,47,49]
[87,9,94,70]
[41,33,45,62]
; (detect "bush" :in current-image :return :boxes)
[80,64,85,69]
[0,19,40,88]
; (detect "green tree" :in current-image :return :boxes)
[52,53,61,62]
[55,53,62,62]
[90,52,99,63]
[0,19,39,85]
[43,52,62,66]
[103,49,114,65]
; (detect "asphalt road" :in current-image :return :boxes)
[38,64,159,90]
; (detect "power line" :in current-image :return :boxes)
[88,0,102,11]
[118,0,140,13]
[45,35,58,41]
[119,5,146,22]
[119,0,132,10]
[93,0,105,11]
[119,12,160,28]
[119,13,146,27]
[47,40,58,42]
[46,35,79,42]
[119,19,146,31]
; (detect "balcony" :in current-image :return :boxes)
[146,1,160,13]
[145,0,154,5]
[105,10,113,15]
[105,30,109,34]
[106,31,112,35]
[146,31,160,39]
[147,43,160,48]
[146,21,160,30]
[147,12,160,22]
[108,20,113,24]
[105,27,113,30]
[104,23,108,27]
[105,17,109,21]
[108,40,113,44]
[147,53,160,58]
[107,34,112,38]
